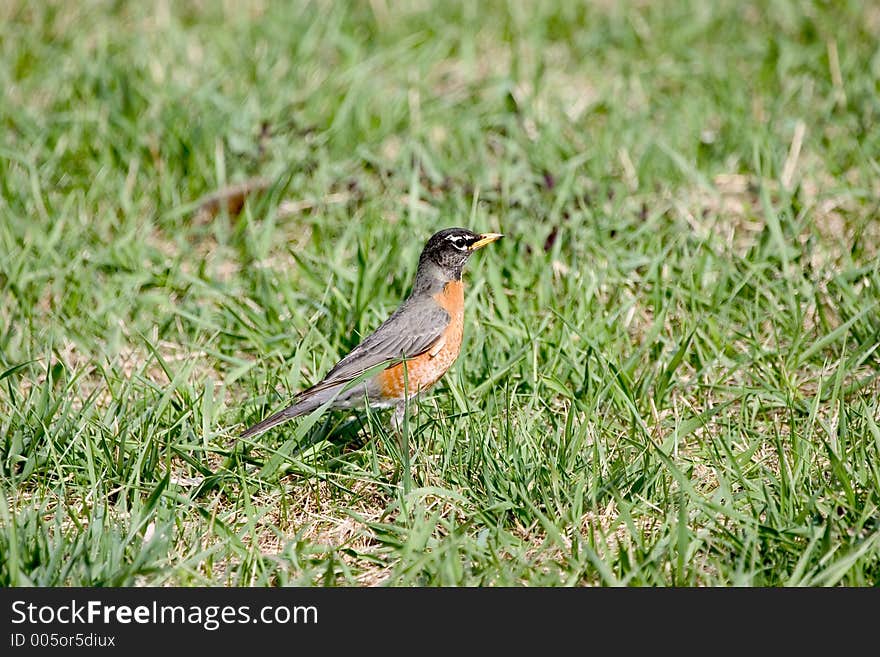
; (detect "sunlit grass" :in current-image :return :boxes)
[1,0,878,586]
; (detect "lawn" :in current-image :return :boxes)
[1,0,879,586]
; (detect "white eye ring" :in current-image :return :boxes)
[445,234,469,250]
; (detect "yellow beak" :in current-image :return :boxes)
[469,232,504,251]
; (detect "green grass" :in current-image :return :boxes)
[2,0,879,586]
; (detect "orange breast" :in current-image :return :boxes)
[377,280,464,399]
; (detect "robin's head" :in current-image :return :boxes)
[417,227,503,281]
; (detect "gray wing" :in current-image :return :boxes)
[301,297,449,396]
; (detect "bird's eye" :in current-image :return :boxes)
[445,234,469,250]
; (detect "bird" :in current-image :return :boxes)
[239,227,503,439]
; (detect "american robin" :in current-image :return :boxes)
[239,227,503,438]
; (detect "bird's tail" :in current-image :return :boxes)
[238,382,336,439]
[239,379,364,439]
[239,405,300,439]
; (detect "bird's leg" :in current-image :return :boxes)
[390,402,406,436]
[390,400,414,492]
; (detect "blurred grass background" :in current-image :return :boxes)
[1,0,879,585]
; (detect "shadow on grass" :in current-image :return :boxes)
[190,412,390,499]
